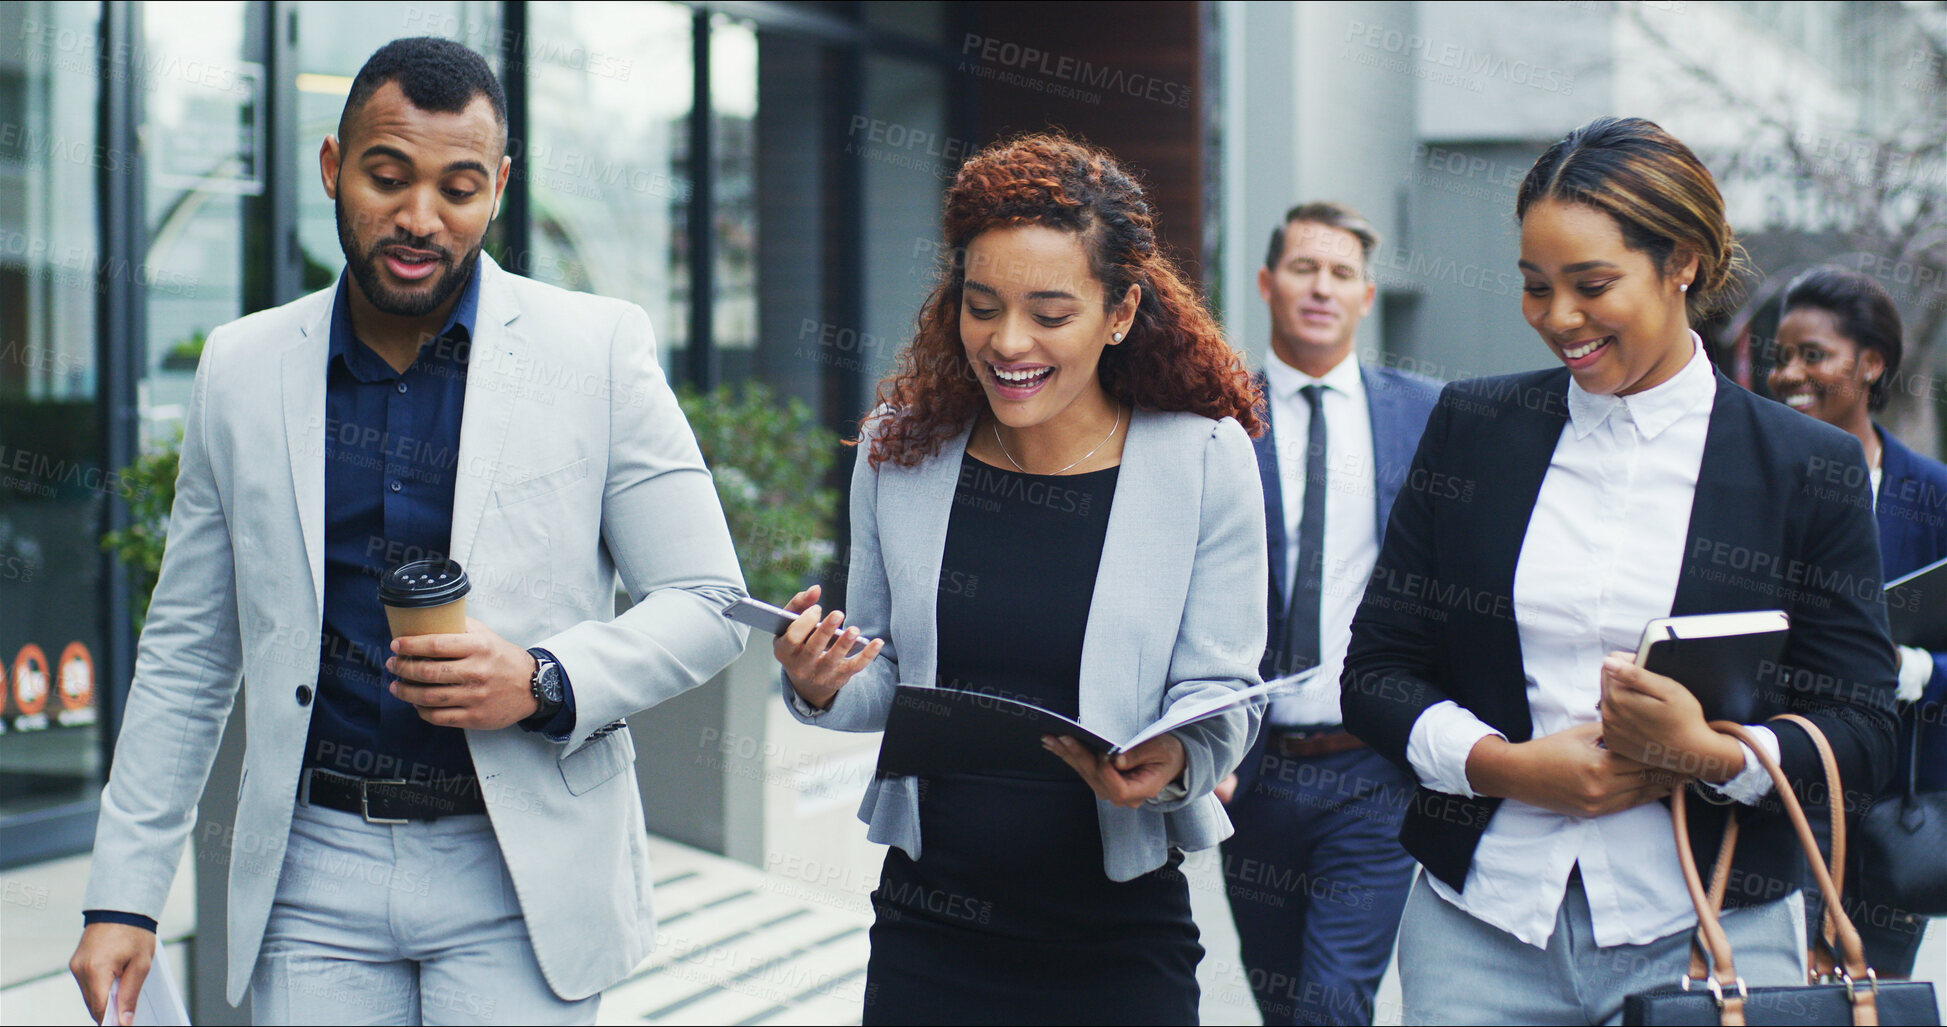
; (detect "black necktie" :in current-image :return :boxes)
[1282,384,1326,677]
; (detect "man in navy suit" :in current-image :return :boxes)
[1218,202,1439,1026]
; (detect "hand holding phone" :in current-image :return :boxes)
[729,586,884,710]
[722,594,874,659]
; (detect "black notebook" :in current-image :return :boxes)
[874,672,1313,778]
[1633,610,1790,723]
[1885,555,1947,651]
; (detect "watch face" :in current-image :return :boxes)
[540,663,564,704]
[533,658,564,705]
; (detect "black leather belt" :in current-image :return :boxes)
[301,767,486,823]
[1265,725,1366,759]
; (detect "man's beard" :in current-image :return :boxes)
[336,191,481,318]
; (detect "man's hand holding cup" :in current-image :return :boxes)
[379,558,537,730]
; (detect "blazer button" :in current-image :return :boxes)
[295,685,313,706]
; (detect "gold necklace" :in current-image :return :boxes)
[993,405,1123,475]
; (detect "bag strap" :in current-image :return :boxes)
[1674,780,1747,1021]
[1686,813,1740,983]
[1902,707,1922,803]
[1773,712,1849,979]
[1671,718,1881,1026]
[1686,715,1849,975]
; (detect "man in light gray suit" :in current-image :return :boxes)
[70,37,746,1025]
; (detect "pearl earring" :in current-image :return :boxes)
[1680,283,1689,293]
[1113,332,1123,342]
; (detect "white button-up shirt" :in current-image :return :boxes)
[1405,338,1780,948]
[1265,350,1377,727]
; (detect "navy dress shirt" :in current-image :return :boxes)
[302,271,481,786]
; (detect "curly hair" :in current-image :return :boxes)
[862,133,1261,467]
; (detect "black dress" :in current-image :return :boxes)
[861,454,1203,1026]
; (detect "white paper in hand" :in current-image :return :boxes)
[100,945,191,1027]
[1114,667,1322,753]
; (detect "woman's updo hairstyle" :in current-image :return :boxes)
[1782,266,1905,412]
[1516,116,1748,317]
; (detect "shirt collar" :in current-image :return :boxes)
[1265,347,1363,402]
[1566,331,1714,440]
[328,265,482,380]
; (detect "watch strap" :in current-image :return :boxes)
[525,647,564,720]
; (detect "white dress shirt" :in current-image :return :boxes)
[1405,338,1781,948]
[1265,350,1378,727]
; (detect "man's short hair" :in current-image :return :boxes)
[339,36,507,149]
[1264,201,1381,277]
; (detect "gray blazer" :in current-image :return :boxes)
[84,254,749,1002]
[788,408,1268,881]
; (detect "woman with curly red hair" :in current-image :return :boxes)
[774,134,1267,1023]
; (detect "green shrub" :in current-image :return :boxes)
[99,436,179,629]
[677,382,839,604]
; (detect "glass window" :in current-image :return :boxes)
[712,16,757,383]
[738,35,954,424]
[523,2,691,377]
[863,2,946,45]
[0,0,105,821]
[859,55,950,409]
[748,28,830,410]
[141,0,255,445]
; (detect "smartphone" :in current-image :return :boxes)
[721,596,875,658]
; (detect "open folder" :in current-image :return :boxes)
[875,670,1317,777]
[1886,554,1947,651]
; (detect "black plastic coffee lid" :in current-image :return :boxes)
[378,559,471,608]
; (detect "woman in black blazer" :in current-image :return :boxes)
[1769,265,1945,977]
[1343,118,1898,1024]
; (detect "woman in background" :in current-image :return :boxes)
[1768,264,1946,977]
[1343,117,1898,1024]
[774,134,1267,1025]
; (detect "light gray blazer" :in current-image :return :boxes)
[83,254,749,1002]
[788,408,1268,881]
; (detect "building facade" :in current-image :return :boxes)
[0,0,1213,867]
[5,0,1929,869]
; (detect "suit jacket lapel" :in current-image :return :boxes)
[1875,425,1910,575]
[1472,371,1570,741]
[895,425,969,691]
[1363,365,1409,540]
[1079,409,1171,734]
[448,257,520,569]
[1673,373,1759,616]
[282,301,331,612]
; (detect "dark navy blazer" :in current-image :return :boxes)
[1236,363,1440,791]
[1343,367,1899,906]
[1875,426,1947,789]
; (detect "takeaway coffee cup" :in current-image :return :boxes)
[378,559,471,637]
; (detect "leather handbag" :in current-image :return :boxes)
[1623,716,1940,1026]
[1857,712,1947,915]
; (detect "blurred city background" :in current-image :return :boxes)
[3,1,1944,1022]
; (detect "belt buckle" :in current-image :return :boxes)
[360,778,411,824]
